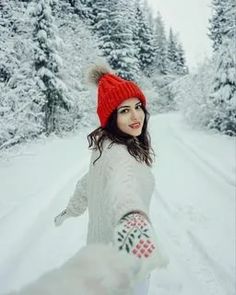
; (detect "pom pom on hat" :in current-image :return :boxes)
[87,64,147,127]
[87,64,112,85]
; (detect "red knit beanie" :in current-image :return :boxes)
[88,65,146,127]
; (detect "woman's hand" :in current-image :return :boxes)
[54,209,68,226]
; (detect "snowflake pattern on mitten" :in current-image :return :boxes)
[114,212,156,259]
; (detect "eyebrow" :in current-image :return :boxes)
[118,102,141,110]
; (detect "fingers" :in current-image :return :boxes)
[54,209,67,226]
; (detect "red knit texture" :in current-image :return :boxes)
[97,73,146,127]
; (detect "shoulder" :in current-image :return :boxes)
[103,141,145,174]
[90,140,128,165]
[91,139,147,170]
[103,140,130,160]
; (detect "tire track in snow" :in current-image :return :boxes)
[151,114,234,294]
[153,190,228,295]
[187,231,235,295]
[169,125,235,188]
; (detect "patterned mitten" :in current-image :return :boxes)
[113,212,167,279]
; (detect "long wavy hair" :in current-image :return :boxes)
[87,104,155,166]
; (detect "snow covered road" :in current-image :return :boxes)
[0,112,235,295]
[150,114,235,295]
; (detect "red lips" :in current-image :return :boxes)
[129,122,141,129]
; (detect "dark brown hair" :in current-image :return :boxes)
[87,105,155,166]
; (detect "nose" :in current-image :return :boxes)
[130,109,138,121]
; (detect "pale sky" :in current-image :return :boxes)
[147,0,213,71]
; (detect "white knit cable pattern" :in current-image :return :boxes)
[63,140,155,245]
[66,173,88,217]
[104,147,150,228]
[87,142,155,244]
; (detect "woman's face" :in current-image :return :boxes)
[117,98,145,137]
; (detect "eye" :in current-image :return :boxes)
[119,108,129,114]
[136,104,142,110]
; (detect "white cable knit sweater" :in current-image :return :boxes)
[66,140,155,245]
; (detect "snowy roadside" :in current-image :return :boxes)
[0,130,91,293]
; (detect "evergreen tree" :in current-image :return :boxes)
[208,0,228,51]
[55,0,101,130]
[208,37,236,135]
[176,42,188,75]
[170,58,215,129]
[91,0,109,42]
[166,29,188,75]
[100,0,139,80]
[143,0,154,30]
[0,1,15,83]
[66,0,94,25]
[0,0,44,149]
[152,11,167,74]
[133,0,155,77]
[223,0,236,40]
[89,0,109,31]
[166,28,179,74]
[208,0,236,135]
[31,0,70,134]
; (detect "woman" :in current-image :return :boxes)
[54,65,168,294]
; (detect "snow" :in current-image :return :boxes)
[0,112,235,295]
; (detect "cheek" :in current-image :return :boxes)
[117,114,128,131]
[117,115,124,129]
[139,110,145,122]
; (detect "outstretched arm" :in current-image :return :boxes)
[54,172,88,226]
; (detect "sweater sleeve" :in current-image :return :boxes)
[66,172,88,217]
[105,147,148,228]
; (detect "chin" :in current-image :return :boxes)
[129,129,142,137]
[120,126,143,137]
